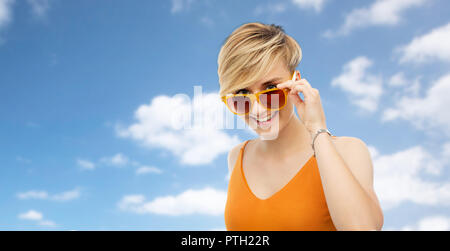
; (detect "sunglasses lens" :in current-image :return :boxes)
[259,89,286,110]
[226,96,251,114]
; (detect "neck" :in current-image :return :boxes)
[256,110,313,158]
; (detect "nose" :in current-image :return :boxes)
[250,98,267,117]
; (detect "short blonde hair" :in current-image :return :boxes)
[217,22,302,97]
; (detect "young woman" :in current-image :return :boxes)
[218,22,383,231]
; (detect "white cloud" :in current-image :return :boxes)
[100,153,129,167]
[135,166,163,175]
[51,188,81,202]
[371,143,450,210]
[18,210,56,227]
[199,16,214,28]
[388,72,408,87]
[38,220,57,227]
[388,72,421,97]
[18,210,43,221]
[17,190,48,200]
[116,90,240,165]
[0,0,14,38]
[324,0,426,37]
[80,153,163,175]
[16,156,32,164]
[253,2,287,16]
[171,0,195,14]
[382,73,450,137]
[77,158,96,170]
[331,56,383,112]
[17,188,81,202]
[397,22,450,64]
[292,0,327,13]
[442,142,450,164]
[401,215,450,230]
[118,187,227,216]
[27,0,50,18]
[254,0,327,16]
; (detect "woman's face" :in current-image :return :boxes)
[236,61,297,140]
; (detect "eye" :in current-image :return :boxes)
[235,89,249,94]
[266,84,277,90]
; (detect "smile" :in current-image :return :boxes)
[250,111,279,126]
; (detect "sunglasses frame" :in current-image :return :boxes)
[220,87,288,115]
[221,71,298,115]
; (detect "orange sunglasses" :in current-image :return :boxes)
[221,70,300,115]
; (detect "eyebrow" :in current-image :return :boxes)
[234,77,284,94]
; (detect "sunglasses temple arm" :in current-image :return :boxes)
[292,70,299,81]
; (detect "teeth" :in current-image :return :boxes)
[258,116,271,122]
[254,112,277,122]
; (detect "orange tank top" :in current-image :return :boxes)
[225,139,337,231]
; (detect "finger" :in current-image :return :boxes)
[278,79,310,90]
[289,88,304,103]
[289,91,305,116]
[298,79,311,88]
[296,80,317,99]
[297,79,315,93]
[289,88,304,104]
[276,80,295,90]
[290,84,313,101]
[277,79,307,89]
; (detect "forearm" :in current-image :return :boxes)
[313,133,383,230]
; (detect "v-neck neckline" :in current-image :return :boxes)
[240,139,315,201]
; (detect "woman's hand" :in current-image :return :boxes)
[277,78,327,137]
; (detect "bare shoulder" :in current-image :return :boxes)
[330,136,368,152]
[227,141,247,175]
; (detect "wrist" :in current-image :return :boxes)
[309,126,325,137]
[311,128,333,154]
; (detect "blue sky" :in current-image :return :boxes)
[1,0,450,230]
